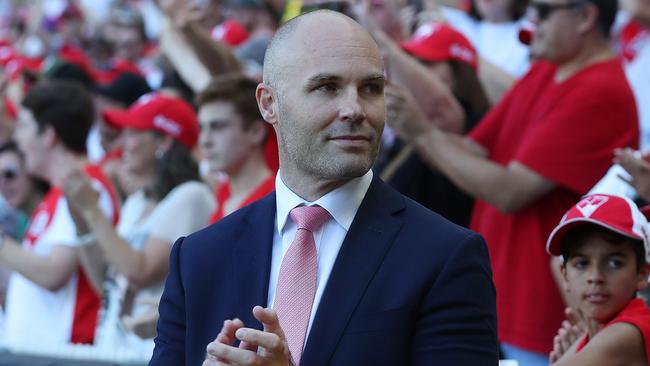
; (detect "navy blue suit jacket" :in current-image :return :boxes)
[150,176,498,365]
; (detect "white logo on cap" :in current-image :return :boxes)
[153,115,181,137]
[576,195,609,217]
[414,23,440,39]
[135,92,156,106]
[450,44,475,63]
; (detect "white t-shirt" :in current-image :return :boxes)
[95,180,215,350]
[442,6,531,77]
[4,172,118,347]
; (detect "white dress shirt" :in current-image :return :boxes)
[267,169,373,343]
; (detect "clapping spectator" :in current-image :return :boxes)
[62,93,214,350]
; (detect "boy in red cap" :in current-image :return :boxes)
[546,193,650,365]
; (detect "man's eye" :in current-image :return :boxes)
[572,259,589,269]
[361,83,383,95]
[608,259,625,268]
[317,83,338,93]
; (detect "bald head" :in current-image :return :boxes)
[262,10,381,89]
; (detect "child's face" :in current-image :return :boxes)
[562,233,650,324]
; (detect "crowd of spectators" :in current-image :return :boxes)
[0,0,647,365]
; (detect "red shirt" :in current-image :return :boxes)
[576,298,650,365]
[209,175,275,224]
[469,60,639,353]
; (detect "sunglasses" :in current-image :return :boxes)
[527,1,587,21]
[0,167,20,181]
[301,1,350,15]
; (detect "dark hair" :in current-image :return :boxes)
[145,139,199,201]
[95,72,151,107]
[110,5,148,43]
[585,0,618,36]
[21,80,94,154]
[560,225,646,271]
[449,61,491,126]
[0,140,51,195]
[196,73,263,130]
[468,0,529,21]
[44,61,96,91]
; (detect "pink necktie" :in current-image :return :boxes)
[274,205,330,366]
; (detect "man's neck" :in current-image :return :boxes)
[229,151,272,200]
[47,148,89,187]
[279,169,352,203]
[555,36,615,82]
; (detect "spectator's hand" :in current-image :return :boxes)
[549,307,586,363]
[571,307,602,339]
[385,84,434,141]
[61,167,99,214]
[158,0,207,30]
[614,148,650,201]
[122,297,160,339]
[203,306,292,366]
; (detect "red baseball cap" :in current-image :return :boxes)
[211,20,250,47]
[401,22,478,69]
[103,93,199,149]
[546,194,650,263]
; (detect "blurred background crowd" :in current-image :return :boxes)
[0,0,647,365]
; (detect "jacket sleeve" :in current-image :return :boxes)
[411,232,499,365]
[149,237,188,366]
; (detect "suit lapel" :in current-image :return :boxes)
[302,177,405,366]
[231,193,277,329]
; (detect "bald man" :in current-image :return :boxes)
[150,10,498,366]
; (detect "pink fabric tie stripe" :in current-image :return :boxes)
[274,205,331,366]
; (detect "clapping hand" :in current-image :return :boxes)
[203,306,293,366]
[61,167,99,215]
[385,84,433,141]
[549,307,599,364]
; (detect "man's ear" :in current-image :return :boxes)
[577,3,599,34]
[157,135,175,155]
[43,125,59,148]
[636,263,650,292]
[256,83,278,126]
[560,261,570,293]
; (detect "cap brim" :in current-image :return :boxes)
[546,218,645,256]
[102,108,131,129]
[400,42,446,63]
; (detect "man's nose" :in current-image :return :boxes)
[587,266,605,284]
[199,131,210,148]
[338,88,365,123]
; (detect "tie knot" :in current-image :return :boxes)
[289,205,331,232]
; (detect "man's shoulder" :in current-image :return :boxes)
[179,192,275,251]
[373,178,479,243]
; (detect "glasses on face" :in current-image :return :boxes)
[301,1,350,15]
[0,167,19,181]
[527,0,587,21]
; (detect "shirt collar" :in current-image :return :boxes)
[275,169,373,234]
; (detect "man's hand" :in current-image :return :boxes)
[385,84,435,141]
[203,306,292,366]
[122,297,160,339]
[549,307,586,363]
[549,307,603,364]
[61,168,100,216]
[614,148,650,201]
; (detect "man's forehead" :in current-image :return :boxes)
[290,31,382,67]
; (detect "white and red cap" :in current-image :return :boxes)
[103,93,199,149]
[546,194,650,263]
[401,22,478,69]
